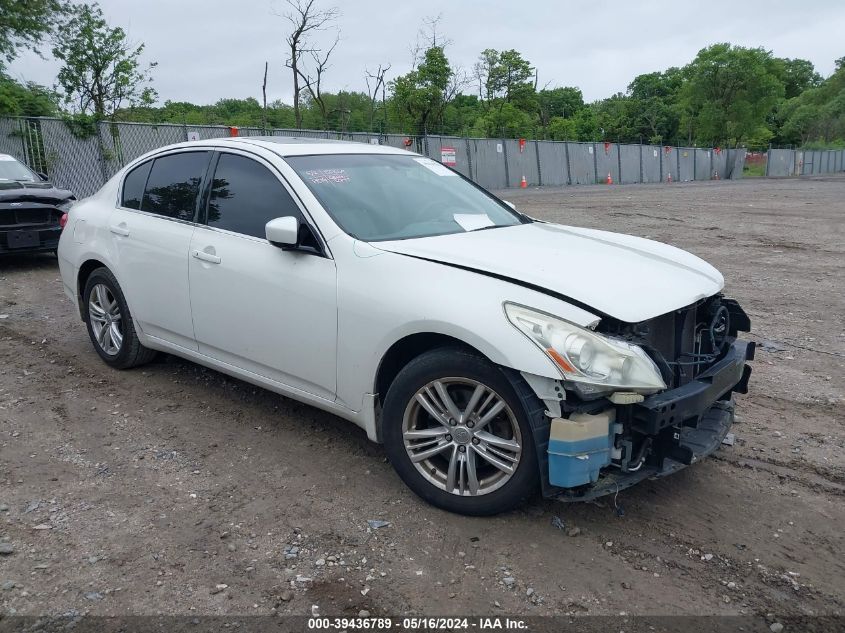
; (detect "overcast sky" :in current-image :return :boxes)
[7,0,845,107]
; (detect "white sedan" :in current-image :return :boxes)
[57,138,754,515]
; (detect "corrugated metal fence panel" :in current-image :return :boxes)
[567,142,595,185]
[642,145,661,182]
[661,147,678,182]
[469,138,507,190]
[811,151,820,174]
[425,136,472,179]
[0,118,26,161]
[618,144,640,184]
[38,118,104,197]
[382,134,410,149]
[767,149,794,177]
[712,149,728,179]
[536,141,568,186]
[678,148,694,181]
[594,143,620,185]
[694,149,711,180]
[728,148,746,179]
[504,139,539,187]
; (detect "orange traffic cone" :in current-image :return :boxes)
[667,171,673,183]
[520,175,527,188]
[606,172,613,185]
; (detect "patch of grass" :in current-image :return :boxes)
[743,161,767,177]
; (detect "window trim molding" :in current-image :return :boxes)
[115,148,213,225]
[198,147,331,259]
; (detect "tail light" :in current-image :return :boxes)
[59,212,69,229]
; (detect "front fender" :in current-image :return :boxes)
[334,240,600,417]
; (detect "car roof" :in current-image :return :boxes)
[161,136,415,158]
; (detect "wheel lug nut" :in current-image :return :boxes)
[445,434,452,442]
[467,421,475,428]
[472,437,480,445]
[458,445,466,453]
[449,419,456,426]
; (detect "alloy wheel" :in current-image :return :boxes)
[402,377,522,496]
[88,283,123,356]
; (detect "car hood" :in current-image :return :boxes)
[375,222,724,323]
[0,179,74,205]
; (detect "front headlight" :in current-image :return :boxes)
[504,303,666,395]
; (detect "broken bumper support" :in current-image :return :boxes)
[544,338,754,502]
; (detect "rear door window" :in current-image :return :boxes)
[206,153,303,239]
[121,160,152,209]
[141,152,210,221]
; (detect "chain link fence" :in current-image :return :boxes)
[0,115,759,198]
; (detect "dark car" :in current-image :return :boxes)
[0,153,74,255]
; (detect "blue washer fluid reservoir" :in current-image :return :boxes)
[548,410,615,488]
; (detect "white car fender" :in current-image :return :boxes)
[332,238,599,437]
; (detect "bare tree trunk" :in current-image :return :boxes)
[280,0,340,130]
[262,61,268,132]
[291,42,302,128]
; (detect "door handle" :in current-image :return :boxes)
[192,249,221,264]
[109,225,130,237]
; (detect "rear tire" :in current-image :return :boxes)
[383,348,538,516]
[82,267,157,369]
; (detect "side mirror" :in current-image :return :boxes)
[503,200,516,210]
[37,172,49,182]
[265,216,299,247]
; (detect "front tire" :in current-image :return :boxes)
[383,348,538,515]
[82,267,156,369]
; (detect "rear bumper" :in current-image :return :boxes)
[547,338,754,502]
[0,226,61,254]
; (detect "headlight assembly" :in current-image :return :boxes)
[504,302,666,396]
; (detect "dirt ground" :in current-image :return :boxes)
[0,176,843,622]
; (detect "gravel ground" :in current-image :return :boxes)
[0,176,843,621]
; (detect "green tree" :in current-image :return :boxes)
[537,87,583,136]
[0,0,66,68]
[678,43,784,146]
[625,69,682,143]
[0,73,58,116]
[774,57,821,99]
[52,2,157,117]
[779,60,845,145]
[389,46,453,134]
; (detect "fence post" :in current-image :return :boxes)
[616,143,622,184]
[534,140,542,187]
[659,146,664,183]
[676,147,681,182]
[465,137,474,183]
[592,143,598,184]
[638,142,643,183]
[501,138,510,188]
[563,141,572,186]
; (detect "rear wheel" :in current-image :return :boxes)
[383,348,538,515]
[82,267,156,369]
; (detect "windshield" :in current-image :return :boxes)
[0,155,38,182]
[285,153,526,241]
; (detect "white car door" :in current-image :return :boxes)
[188,150,337,400]
[109,150,212,351]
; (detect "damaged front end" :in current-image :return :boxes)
[523,294,754,502]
